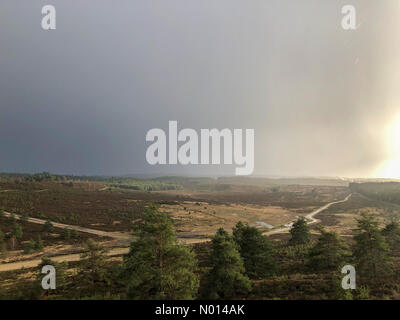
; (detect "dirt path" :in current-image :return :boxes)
[263,193,352,236]
[0,248,129,272]
[3,211,131,240]
[0,194,352,272]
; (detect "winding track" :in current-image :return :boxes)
[3,211,131,240]
[0,248,129,272]
[264,193,352,236]
[0,194,352,272]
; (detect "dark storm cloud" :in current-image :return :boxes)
[0,0,399,177]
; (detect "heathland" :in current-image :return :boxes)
[1,173,400,300]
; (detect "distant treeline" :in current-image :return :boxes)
[0,173,183,191]
[350,182,400,205]
[107,179,182,191]
[0,173,234,191]
[219,176,349,187]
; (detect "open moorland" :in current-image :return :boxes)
[1,173,400,299]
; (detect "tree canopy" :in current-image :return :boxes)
[289,217,311,246]
[203,228,251,299]
[122,205,199,300]
[353,213,393,282]
[232,221,276,278]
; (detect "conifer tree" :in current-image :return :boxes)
[353,213,393,282]
[289,217,311,245]
[122,206,199,300]
[382,221,400,253]
[307,228,350,271]
[232,221,276,278]
[203,228,251,299]
[78,239,110,286]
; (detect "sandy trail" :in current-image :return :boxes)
[3,211,131,240]
[0,194,352,272]
[264,193,352,236]
[0,248,129,272]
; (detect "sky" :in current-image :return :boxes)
[1,0,400,177]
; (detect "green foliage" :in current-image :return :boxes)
[203,228,251,299]
[353,213,393,283]
[382,221,400,253]
[35,236,44,251]
[106,178,182,191]
[0,230,5,254]
[37,257,68,296]
[20,213,28,223]
[24,239,36,254]
[343,290,353,300]
[78,239,110,287]
[42,220,54,233]
[23,236,44,254]
[289,217,311,246]
[232,221,276,278]
[122,206,199,300]
[356,286,370,300]
[9,223,23,249]
[307,228,350,271]
[11,223,23,239]
[61,228,71,240]
[9,213,16,224]
[350,182,400,206]
[70,229,79,239]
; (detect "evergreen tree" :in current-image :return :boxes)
[9,213,16,224]
[42,220,54,233]
[36,257,68,297]
[232,221,276,278]
[122,206,199,300]
[61,228,71,240]
[203,228,251,299]
[20,213,28,223]
[24,239,36,254]
[70,229,79,239]
[289,217,311,245]
[307,228,350,271]
[35,236,44,251]
[78,239,110,287]
[353,213,393,282]
[382,221,400,253]
[10,223,23,249]
[0,230,5,255]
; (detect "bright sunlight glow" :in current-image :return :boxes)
[374,115,400,179]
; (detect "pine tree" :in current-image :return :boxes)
[70,229,79,239]
[42,220,54,234]
[35,236,44,251]
[289,217,311,245]
[0,230,5,255]
[78,239,109,287]
[382,221,400,253]
[20,213,28,223]
[10,223,23,249]
[307,228,350,271]
[24,239,36,254]
[203,228,251,299]
[353,213,393,283]
[232,221,276,278]
[61,228,71,240]
[9,213,16,224]
[37,257,68,296]
[122,206,199,300]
